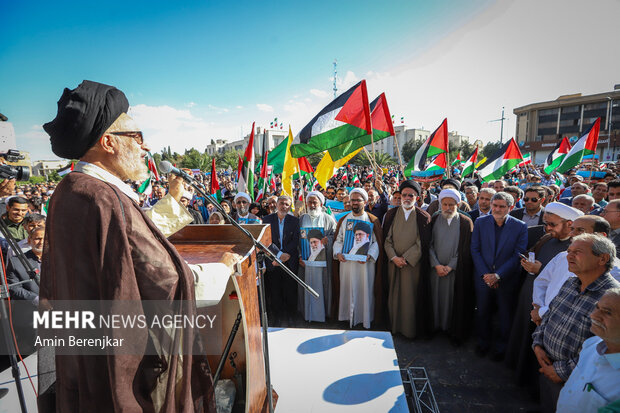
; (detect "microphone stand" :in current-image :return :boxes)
[0,219,39,413]
[167,168,319,413]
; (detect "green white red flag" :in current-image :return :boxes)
[556,118,600,173]
[460,147,478,179]
[478,138,524,182]
[237,122,255,198]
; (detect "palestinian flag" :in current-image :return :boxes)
[236,154,243,182]
[425,153,447,171]
[256,137,287,175]
[518,153,532,167]
[57,162,74,177]
[237,122,256,197]
[404,118,448,176]
[478,138,524,182]
[461,147,478,179]
[292,156,314,179]
[451,153,462,166]
[210,157,222,202]
[327,92,396,160]
[557,118,600,173]
[289,80,372,158]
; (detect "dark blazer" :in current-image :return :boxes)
[471,214,528,286]
[263,213,300,273]
[6,250,40,303]
[509,207,545,226]
[468,208,491,223]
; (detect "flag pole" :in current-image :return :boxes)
[363,147,380,173]
[393,135,405,176]
[369,130,380,178]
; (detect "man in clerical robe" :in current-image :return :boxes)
[333,188,382,329]
[299,191,336,322]
[40,80,234,413]
[428,188,474,345]
[232,192,261,223]
[384,180,432,338]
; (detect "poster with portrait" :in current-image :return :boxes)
[300,227,327,267]
[342,219,373,262]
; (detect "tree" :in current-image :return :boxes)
[180,148,211,170]
[401,139,424,161]
[350,150,396,166]
[482,141,503,158]
[216,150,241,170]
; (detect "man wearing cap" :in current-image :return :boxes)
[41,80,220,412]
[180,191,205,224]
[383,180,432,338]
[333,188,383,329]
[299,191,337,323]
[505,202,582,384]
[471,192,528,360]
[232,192,261,223]
[425,178,471,217]
[428,188,474,344]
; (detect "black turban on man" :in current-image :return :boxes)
[43,80,129,159]
[441,178,461,191]
[399,179,422,195]
[353,221,372,235]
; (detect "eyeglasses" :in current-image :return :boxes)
[110,131,144,145]
[523,197,539,202]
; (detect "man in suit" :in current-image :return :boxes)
[510,186,546,227]
[263,195,300,325]
[471,191,528,361]
[468,188,496,222]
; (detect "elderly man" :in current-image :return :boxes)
[471,192,528,360]
[556,288,620,412]
[560,181,590,206]
[298,191,337,323]
[464,185,478,209]
[7,226,44,306]
[333,188,382,329]
[41,80,225,412]
[365,180,389,222]
[506,202,582,384]
[428,188,474,344]
[180,191,204,224]
[425,178,470,216]
[263,195,300,325]
[383,180,431,338]
[468,188,496,222]
[233,192,261,223]
[266,195,278,214]
[572,193,596,214]
[532,234,620,413]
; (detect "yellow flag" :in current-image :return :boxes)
[475,157,487,168]
[281,126,298,200]
[314,147,362,189]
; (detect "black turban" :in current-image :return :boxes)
[353,221,371,235]
[43,80,129,159]
[441,178,461,191]
[399,179,421,195]
[307,229,323,240]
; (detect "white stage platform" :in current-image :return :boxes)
[0,354,38,413]
[268,328,408,412]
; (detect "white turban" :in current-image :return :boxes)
[545,202,583,221]
[439,188,461,204]
[350,188,368,202]
[181,191,193,200]
[306,191,325,205]
[234,192,251,203]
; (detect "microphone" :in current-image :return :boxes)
[159,161,194,183]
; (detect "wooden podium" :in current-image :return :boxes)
[169,224,275,413]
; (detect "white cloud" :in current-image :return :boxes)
[310,88,329,98]
[185,102,196,108]
[256,103,274,112]
[236,105,244,109]
[207,104,229,114]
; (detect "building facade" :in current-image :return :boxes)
[514,86,620,164]
[205,127,287,155]
[31,160,67,176]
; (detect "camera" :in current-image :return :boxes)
[0,150,30,181]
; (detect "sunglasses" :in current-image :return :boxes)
[110,131,144,145]
[523,197,539,202]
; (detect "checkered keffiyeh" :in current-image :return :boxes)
[531,273,620,380]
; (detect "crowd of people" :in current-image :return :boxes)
[3,80,620,412]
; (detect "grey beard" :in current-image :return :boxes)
[441,210,458,220]
[307,207,321,218]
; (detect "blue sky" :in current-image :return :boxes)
[2,0,619,161]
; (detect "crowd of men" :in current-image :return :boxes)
[3,80,620,412]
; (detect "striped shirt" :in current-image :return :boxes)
[531,273,620,381]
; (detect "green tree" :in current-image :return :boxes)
[401,139,424,161]
[216,150,241,170]
[482,140,503,158]
[180,148,211,170]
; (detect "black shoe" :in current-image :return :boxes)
[490,351,505,362]
[475,345,489,357]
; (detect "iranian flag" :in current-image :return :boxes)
[137,153,161,195]
[556,119,600,173]
[518,153,532,167]
[478,138,524,182]
[342,170,348,180]
[367,170,373,180]
[237,122,255,198]
[210,157,222,202]
[352,174,360,184]
[327,92,396,160]
[404,118,448,176]
[451,153,462,166]
[290,80,372,158]
[461,147,478,179]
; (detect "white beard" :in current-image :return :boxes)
[307,207,321,218]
